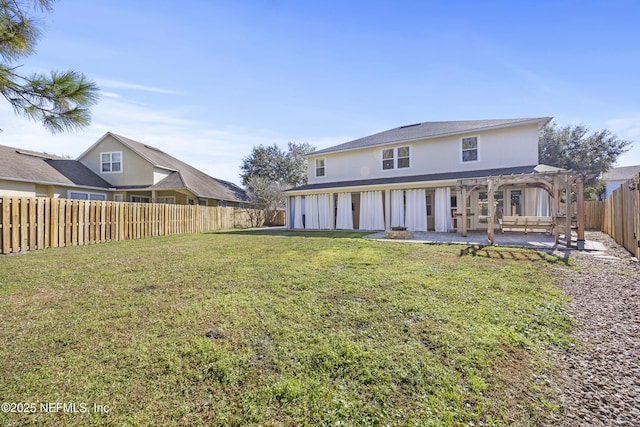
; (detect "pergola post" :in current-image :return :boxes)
[553,178,561,245]
[487,178,496,245]
[565,174,572,248]
[576,175,585,250]
[460,186,468,236]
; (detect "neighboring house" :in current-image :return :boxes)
[602,165,640,199]
[0,132,248,206]
[285,117,555,231]
[0,144,113,199]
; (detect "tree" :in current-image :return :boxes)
[240,142,315,226]
[240,142,315,188]
[245,176,286,226]
[1,0,99,133]
[539,121,632,198]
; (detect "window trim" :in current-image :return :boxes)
[397,146,410,169]
[155,196,176,204]
[382,145,411,171]
[461,136,480,163]
[131,195,151,203]
[315,158,326,177]
[100,151,123,174]
[67,191,107,201]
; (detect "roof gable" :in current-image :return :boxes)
[311,117,552,156]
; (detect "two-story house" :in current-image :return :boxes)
[0,132,248,206]
[285,117,554,232]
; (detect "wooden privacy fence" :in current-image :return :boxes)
[0,197,262,255]
[602,172,640,258]
[584,200,603,230]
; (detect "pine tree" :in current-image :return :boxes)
[0,0,99,133]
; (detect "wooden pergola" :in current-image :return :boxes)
[456,169,588,249]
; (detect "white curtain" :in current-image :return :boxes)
[535,188,550,216]
[305,195,320,229]
[358,191,385,230]
[405,188,428,231]
[434,187,452,232]
[391,190,405,228]
[318,193,331,229]
[293,196,303,229]
[336,192,353,230]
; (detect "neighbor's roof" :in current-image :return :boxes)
[310,117,553,156]
[102,133,248,202]
[0,144,113,189]
[602,165,640,182]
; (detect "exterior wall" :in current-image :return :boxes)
[0,180,36,196]
[0,180,112,200]
[79,134,155,187]
[153,168,173,184]
[307,124,540,185]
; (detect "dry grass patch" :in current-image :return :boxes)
[0,230,572,426]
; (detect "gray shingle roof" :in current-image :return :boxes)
[311,117,552,156]
[602,165,640,181]
[0,144,113,189]
[107,133,248,202]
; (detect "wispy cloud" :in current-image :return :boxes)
[96,78,182,95]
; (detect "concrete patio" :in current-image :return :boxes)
[363,230,607,252]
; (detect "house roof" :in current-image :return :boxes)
[602,165,640,182]
[310,117,553,156]
[85,133,248,202]
[287,165,544,192]
[0,144,113,189]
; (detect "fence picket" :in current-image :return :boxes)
[0,196,275,254]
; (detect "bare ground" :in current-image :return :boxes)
[548,231,640,426]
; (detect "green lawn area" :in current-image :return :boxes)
[0,230,573,426]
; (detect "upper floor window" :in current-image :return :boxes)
[101,151,122,173]
[461,137,478,162]
[315,158,325,177]
[382,146,410,170]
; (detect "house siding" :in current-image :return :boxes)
[0,180,36,196]
[78,135,155,187]
[306,125,539,185]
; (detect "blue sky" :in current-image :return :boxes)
[2,0,639,185]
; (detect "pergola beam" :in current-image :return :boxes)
[457,169,586,249]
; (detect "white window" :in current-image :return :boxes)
[131,195,151,203]
[461,137,479,162]
[156,197,175,204]
[101,151,122,173]
[68,191,107,201]
[397,146,410,168]
[113,194,124,202]
[382,146,410,170]
[315,158,325,177]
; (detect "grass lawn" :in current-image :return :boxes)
[0,230,573,426]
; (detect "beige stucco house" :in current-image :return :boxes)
[0,132,248,206]
[285,117,555,232]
